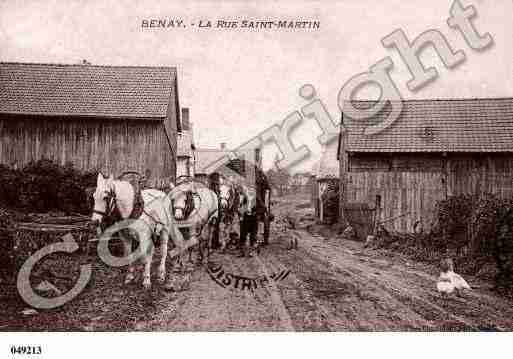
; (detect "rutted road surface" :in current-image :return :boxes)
[135,199,513,332]
[131,231,513,331]
[5,197,513,331]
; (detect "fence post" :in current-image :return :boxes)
[373,195,382,235]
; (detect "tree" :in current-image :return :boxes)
[266,167,290,196]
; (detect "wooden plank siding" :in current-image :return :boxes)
[446,154,513,198]
[0,116,176,187]
[311,179,319,215]
[343,153,513,233]
[347,171,444,232]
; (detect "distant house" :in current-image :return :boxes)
[290,172,312,194]
[177,108,195,178]
[194,143,257,188]
[0,62,181,187]
[312,144,339,224]
[338,98,513,238]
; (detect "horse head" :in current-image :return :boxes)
[91,173,116,225]
[173,189,195,220]
[237,185,256,216]
[219,183,234,212]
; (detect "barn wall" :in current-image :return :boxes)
[311,178,318,210]
[163,79,180,164]
[347,170,444,232]
[446,154,513,198]
[343,153,513,232]
[0,116,176,186]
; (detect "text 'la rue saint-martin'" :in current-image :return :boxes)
[141,18,320,30]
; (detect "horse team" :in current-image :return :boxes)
[91,173,259,289]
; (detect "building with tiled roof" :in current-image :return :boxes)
[315,144,339,179]
[338,98,513,237]
[342,98,513,153]
[194,144,258,189]
[0,62,181,187]
[177,108,195,178]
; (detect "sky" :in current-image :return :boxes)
[1,0,512,172]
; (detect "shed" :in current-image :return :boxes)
[0,62,181,188]
[338,98,513,237]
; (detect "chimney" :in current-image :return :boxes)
[181,108,190,131]
[220,142,227,150]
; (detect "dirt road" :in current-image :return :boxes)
[131,230,513,331]
[4,197,513,331]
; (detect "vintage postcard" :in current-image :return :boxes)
[0,0,512,357]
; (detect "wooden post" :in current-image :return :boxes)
[441,151,449,255]
[442,152,448,200]
[373,194,382,235]
[339,134,349,226]
[320,197,324,223]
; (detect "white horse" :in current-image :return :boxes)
[238,184,257,216]
[91,173,185,289]
[218,180,242,251]
[168,180,219,262]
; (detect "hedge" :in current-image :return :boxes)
[372,193,513,292]
[0,159,97,214]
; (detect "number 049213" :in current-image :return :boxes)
[10,346,42,355]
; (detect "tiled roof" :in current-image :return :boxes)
[343,98,513,152]
[195,148,254,174]
[315,144,339,179]
[195,149,230,174]
[0,62,177,118]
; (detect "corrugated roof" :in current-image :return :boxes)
[343,98,513,152]
[0,62,177,118]
[316,144,339,179]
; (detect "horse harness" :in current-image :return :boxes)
[219,186,240,225]
[170,188,216,238]
[171,190,196,220]
[94,188,163,227]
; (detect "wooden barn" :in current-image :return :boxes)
[0,62,181,187]
[338,98,513,238]
[312,144,339,224]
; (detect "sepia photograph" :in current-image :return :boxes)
[0,0,512,357]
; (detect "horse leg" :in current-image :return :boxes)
[121,230,135,285]
[142,240,154,290]
[188,246,194,263]
[172,250,183,273]
[228,222,238,248]
[158,229,169,283]
[197,237,203,264]
[219,222,227,252]
[203,224,213,264]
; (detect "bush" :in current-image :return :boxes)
[435,194,513,263]
[0,159,97,214]
[374,193,513,291]
[0,209,15,285]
